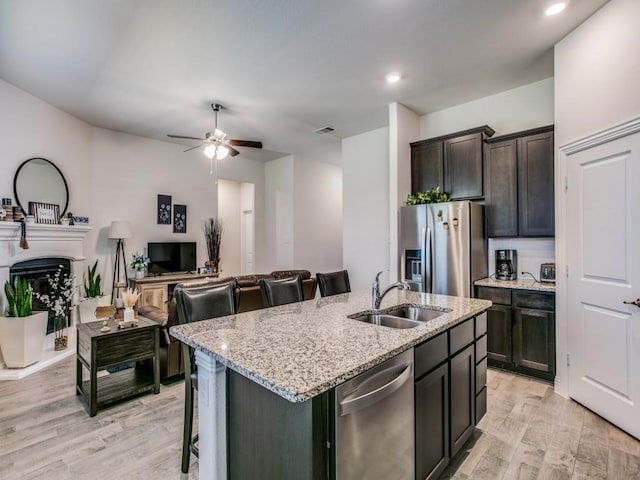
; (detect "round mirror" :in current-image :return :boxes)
[13,158,69,217]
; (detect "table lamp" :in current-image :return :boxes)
[108,220,132,304]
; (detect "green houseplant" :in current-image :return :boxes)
[79,260,110,324]
[0,277,49,368]
[84,260,102,298]
[405,187,449,205]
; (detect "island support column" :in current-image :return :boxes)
[195,350,227,479]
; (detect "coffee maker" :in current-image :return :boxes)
[495,250,517,280]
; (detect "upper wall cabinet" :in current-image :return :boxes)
[410,126,495,200]
[484,126,555,238]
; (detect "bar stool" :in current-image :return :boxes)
[315,270,351,297]
[259,275,304,307]
[174,280,237,474]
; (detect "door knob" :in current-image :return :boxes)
[623,298,640,307]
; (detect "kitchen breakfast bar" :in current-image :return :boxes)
[170,290,491,480]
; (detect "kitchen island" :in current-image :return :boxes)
[170,289,491,479]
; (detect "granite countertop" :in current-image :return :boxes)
[170,290,491,403]
[475,277,556,293]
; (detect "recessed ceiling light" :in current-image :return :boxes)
[385,72,401,84]
[545,2,567,16]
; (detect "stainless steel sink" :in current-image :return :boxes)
[349,313,421,329]
[382,305,446,323]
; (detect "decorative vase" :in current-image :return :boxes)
[0,311,48,368]
[54,315,68,351]
[123,307,135,322]
[134,269,144,279]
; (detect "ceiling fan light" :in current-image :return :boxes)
[213,128,226,142]
[216,145,230,160]
[204,144,216,159]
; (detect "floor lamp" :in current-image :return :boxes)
[109,221,132,304]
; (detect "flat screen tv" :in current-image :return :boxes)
[147,242,196,275]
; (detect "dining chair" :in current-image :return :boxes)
[259,275,304,307]
[316,270,351,297]
[174,280,237,474]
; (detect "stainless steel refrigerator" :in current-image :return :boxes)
[399,201,487,297]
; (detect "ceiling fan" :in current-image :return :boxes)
[167,103,262,160]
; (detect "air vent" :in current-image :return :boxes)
[313,126,335,135]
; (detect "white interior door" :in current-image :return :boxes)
[241,209,255,274]
[566,130,640,439]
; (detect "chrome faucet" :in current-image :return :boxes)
[372,271,411,310]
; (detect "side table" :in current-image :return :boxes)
[76,316,160,416]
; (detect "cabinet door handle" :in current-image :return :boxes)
[623,298,640,307]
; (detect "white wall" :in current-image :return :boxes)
[342,127,390,291]
[389,103,420,283]
[554,0,640,146]
[293,157,343,275]
[553,0,640,397]
[0,79,92,236]
[265,156,294,270]
[420,78,554,138]
[0,78,268,294]
[217,179,242,276]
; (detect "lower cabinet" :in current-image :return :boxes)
[486,304,512,364]
[450,344,475,457]
[415,363,449,480]
[415,313,487,480]
[513,307,555,375]
[477,286,555,382]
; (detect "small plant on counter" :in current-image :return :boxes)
[130,253,149,272]
[83,260,103,298]
[4,277,33,317]
[405,187,449,205]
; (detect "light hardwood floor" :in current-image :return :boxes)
[0,358,638,479]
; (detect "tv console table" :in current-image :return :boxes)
[129,273,220,312]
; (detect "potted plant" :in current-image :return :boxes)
[203,217,223,273]
[0,277,48,368]
[405,187,449,206]
[78,260,110,323]
[130,253,149,279]
[35,266,76,351]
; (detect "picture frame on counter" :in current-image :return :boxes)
[29,201,60,224]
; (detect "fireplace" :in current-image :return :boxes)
[0,222,91,377]
[10,258,72,334]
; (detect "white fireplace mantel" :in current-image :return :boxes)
[0,221,92,379]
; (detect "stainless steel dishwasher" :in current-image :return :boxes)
[334,349,414,480]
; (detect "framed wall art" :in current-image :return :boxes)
[174,204,187,233]
[29,201,60,224]
[157,194,172,224]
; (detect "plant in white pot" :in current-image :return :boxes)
[0,277,48,368]
[78,260,110,324]
[130,253,149,279]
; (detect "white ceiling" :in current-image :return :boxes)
[0,0,608,163]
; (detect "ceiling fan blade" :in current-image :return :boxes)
[227,139,263,149]
[183,144,204,152]
[167,134,205,141]
[227,145,240,157]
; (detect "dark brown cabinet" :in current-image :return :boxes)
[450,344,475,457]
[411,126,494,200]
[486,304,512,364]
[415,314,487,480]
[476,285,555,382]
[415,363,449,480]
[484,126,555,237]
